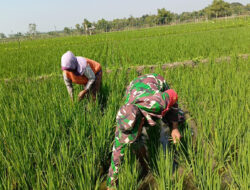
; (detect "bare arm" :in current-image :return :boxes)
[83,65,96,91]
[63,72,73,100]
[78,65,96,101]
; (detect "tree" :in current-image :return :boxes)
[128,16,136,27]
[64,27,71,34]
[140,14,154,26]
[205,0,232,18]
[82,19,92,34]
[141,14,149,23]
[157,8,173,25]
[179,12,193,22]
[143,15,157,26]
[0,33,6,39]
[111,19,126,30]
[28,23,37,35]
[75,24,83,34]
[96,19,111,32]
[230,2,244,15]
[245,4,250,12]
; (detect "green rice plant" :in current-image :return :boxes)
[228,134,250,189]
[153,147,184,190]
[116,148,141,190]
[185,137,222,190]
[0,17,249,79]
[161,57,249,189]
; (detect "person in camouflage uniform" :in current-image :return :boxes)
[107,73,182,188]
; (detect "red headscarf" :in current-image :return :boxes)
[161,89,178,116]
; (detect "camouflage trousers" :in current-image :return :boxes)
[107,110,144,187]
[107,109,185,187]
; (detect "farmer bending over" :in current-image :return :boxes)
[61,51,102,101]
[107,73,181,188]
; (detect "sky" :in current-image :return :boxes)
[0,0,249,35]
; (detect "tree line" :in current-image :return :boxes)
[1,0,249,39]
[63,1,250,35]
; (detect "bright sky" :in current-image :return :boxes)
[0,0,248,35]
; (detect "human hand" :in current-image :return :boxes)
[78,90,88,102]
[107,187,116,190]
[171,128,181,144]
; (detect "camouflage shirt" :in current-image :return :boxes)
[123,73,177,124]
[116,73,178,142]
[107,74,179,187]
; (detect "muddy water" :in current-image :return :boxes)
[138,173,157,190]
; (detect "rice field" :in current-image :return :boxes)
[0,17,249,189]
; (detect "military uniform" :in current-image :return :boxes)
[107,74,180,187]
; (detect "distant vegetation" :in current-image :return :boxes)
[1,0,249,39]
[0,17,249,78]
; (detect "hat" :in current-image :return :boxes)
[61,51,87,75]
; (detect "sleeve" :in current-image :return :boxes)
[83,65,96,90]
[162,81,170,91]
[86,58,100,66]
[63,72,73,98]
[156,74,170,91]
